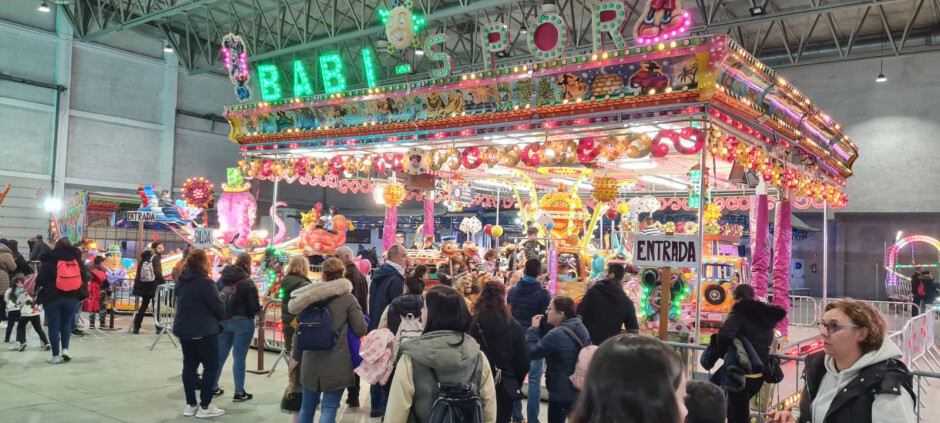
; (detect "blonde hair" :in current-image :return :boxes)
[322,258,346,281]
[825,298,887,354]
[286,256,310,277]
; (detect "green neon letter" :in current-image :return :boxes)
[362,48,378,88]
[318,53,346,95]
[293,60,314,97]
[424,33,452,78]
[257,64,282,101]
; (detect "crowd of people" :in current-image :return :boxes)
[0,230,920,423]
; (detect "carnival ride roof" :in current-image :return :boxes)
[224,35,857,206]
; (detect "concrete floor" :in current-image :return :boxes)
[0,315,548,423]
[2,315,938,423]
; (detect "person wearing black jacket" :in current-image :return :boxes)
[7,240,33,277]
[382,265,427,335]
[211,253,261,402]
[366,244,406,418]
[173,249,226,418]
[132,242,166,334]
[716,284,786,423]
[35,238,89,364]
[29,235,51,262]
[471,280,530,423]
[577,263,639,345]
[337,246,369,407]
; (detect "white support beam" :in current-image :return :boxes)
[64,177,141,191]
[69,109,164,131]
[51,10,73,200]
[0,96,56,113]
[0,170,52,180]
[161,50,180,190]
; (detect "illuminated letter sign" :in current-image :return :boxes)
[425,33,452,78]
[362,48,378,88]
[257,64,282,101]
[527,5,570,60]
[480,23,510,70]
[591,1,628,52]
[292,60,315,97]
[319,53,347,95]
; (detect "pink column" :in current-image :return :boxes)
[749,194,771,300]
[423,194,435,238]
[382,206,398,252]
[772,198,792,336]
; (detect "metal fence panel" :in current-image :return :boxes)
[788,296,818,327]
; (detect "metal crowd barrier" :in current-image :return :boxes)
[820,299,919,332]
[149,283,177,351]
[788,295,819,327]
[258,299,290,377]
[663,339,940,422]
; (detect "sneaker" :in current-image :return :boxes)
[62,349,72,361]
[232,392,253,402]
[132,328,140,334]
[47,356,63,364]
[42,344,51,351]
[8,342,20,351]
[370,410,385,418]
[71,329,85,337]
[346,397,360,407]
[18,342,28,352]
[195,404,225,418]
[211,388,224,398]
[89,324,96,330]
[182,404,198,417]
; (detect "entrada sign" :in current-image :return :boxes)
[126,211,156,222]
[251,0,690,101]
[632,234,701,268]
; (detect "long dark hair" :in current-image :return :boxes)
[233,252,252,274]
[569,335,684,423]
[472,280,510,324]
[404,264,427,295]
[423,285,471,344]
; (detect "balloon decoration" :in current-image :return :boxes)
[577,137,601,163]
[491,225,504,237]
[521,144,542,167]
[461,146,484,169]
[483,224,493,235]
[181,177,215,209]
[616,202,630,215]
[382,181,406,208]
[605,208,618,220]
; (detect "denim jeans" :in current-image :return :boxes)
[214,316,256,393]
[299,388,343,423]
[72,306,81,331]
[512,400,524,422]
[527,359,544,423]
[44,297,79,357]
[370,383,387,413]
[181,334,220,408]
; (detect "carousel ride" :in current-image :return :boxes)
[218,18,857,337]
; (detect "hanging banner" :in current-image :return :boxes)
[632,234,701,268]
[547,249,558,295]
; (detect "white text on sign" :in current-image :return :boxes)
[632,235,702,268]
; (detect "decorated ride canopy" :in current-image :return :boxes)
[225,35,857,207]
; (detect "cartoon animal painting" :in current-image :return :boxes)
[216,188,258,248]
[375,98,400,121]
[443,92,465,115]
[425,91,445,118]
[628,61,670,93]
[556,73,589,101]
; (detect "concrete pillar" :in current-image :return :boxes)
[160,49,179,190]
[51,10,73,199]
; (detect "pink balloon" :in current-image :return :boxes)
[483,224,493,235]
[355,256,372,276]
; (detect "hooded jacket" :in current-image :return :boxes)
[507,275,552,331]
[29,241,51,261]
[526,317,591,402]
[470,313,531,391]
[385,331,497,423]
[35,246,89,305]
[288,278,368,392]
[133,250,165,297]
[702,333,763,392]
[717,298,787,363]
[216,264,261,318]
[576,278,640,345]
[172,267,224,339]
[0,243,16,292]
[384,293,424,335]
[278,273,311,324]
[795,340,915,423]
[369,263,404,331]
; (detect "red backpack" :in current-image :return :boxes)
[56,260,83,292]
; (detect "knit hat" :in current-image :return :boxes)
[106,244,122,257]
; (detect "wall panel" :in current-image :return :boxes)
[65,117,161,182]
[70,46,164,124]
[0,104,54,172]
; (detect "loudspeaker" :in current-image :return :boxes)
[729,162,758,188]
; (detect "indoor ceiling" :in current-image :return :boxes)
[58,0,940,89]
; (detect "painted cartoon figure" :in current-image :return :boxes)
[379,0,424,56]
[104,245,127,286]
[556,73,589,101]
[222,33,252,102]
[635,0,687,39]
[425,91,446,118]
[443,92,465,115]
[629,62,670,93]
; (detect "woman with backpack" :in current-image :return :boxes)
[385,285,497,423]
[35,238,88,364]
[470,280,530,423]
[280,256,312,354]
[527,296,591,423]
[379,264,426,336]
[211,252,261,401]
[287,258,368,423]
[174,249,226,418]
[766,299,915,423]
[568,335,688,423]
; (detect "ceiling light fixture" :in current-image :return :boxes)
[163,45,174,54]
[38,2,50,12]
[875,59,887,82]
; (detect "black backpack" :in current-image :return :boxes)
[426,354,484,423]
[219,280,241,319]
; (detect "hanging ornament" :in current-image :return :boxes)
[360,155,373,174]
[445,148,461,171]
[605,208,618,220]
[461,146,484,169]
[312,159,328,176]
[592,176,619,202]
[483,224,493,235]
[617,202,630,215]
[625,134,652,158]
[483,146,502,168]
[182,177,215,209]
[704,202,721,225]
[405,147,429,175]
[577,137,601,163]
[521,143,542,167]
[383,181,406,207]
[502,145,522,167]
[600,136,625,161]
[329,156,346,175]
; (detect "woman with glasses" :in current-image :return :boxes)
[766,298,915,423]
[527,296,591,423]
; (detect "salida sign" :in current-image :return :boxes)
[632,234,701,268]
